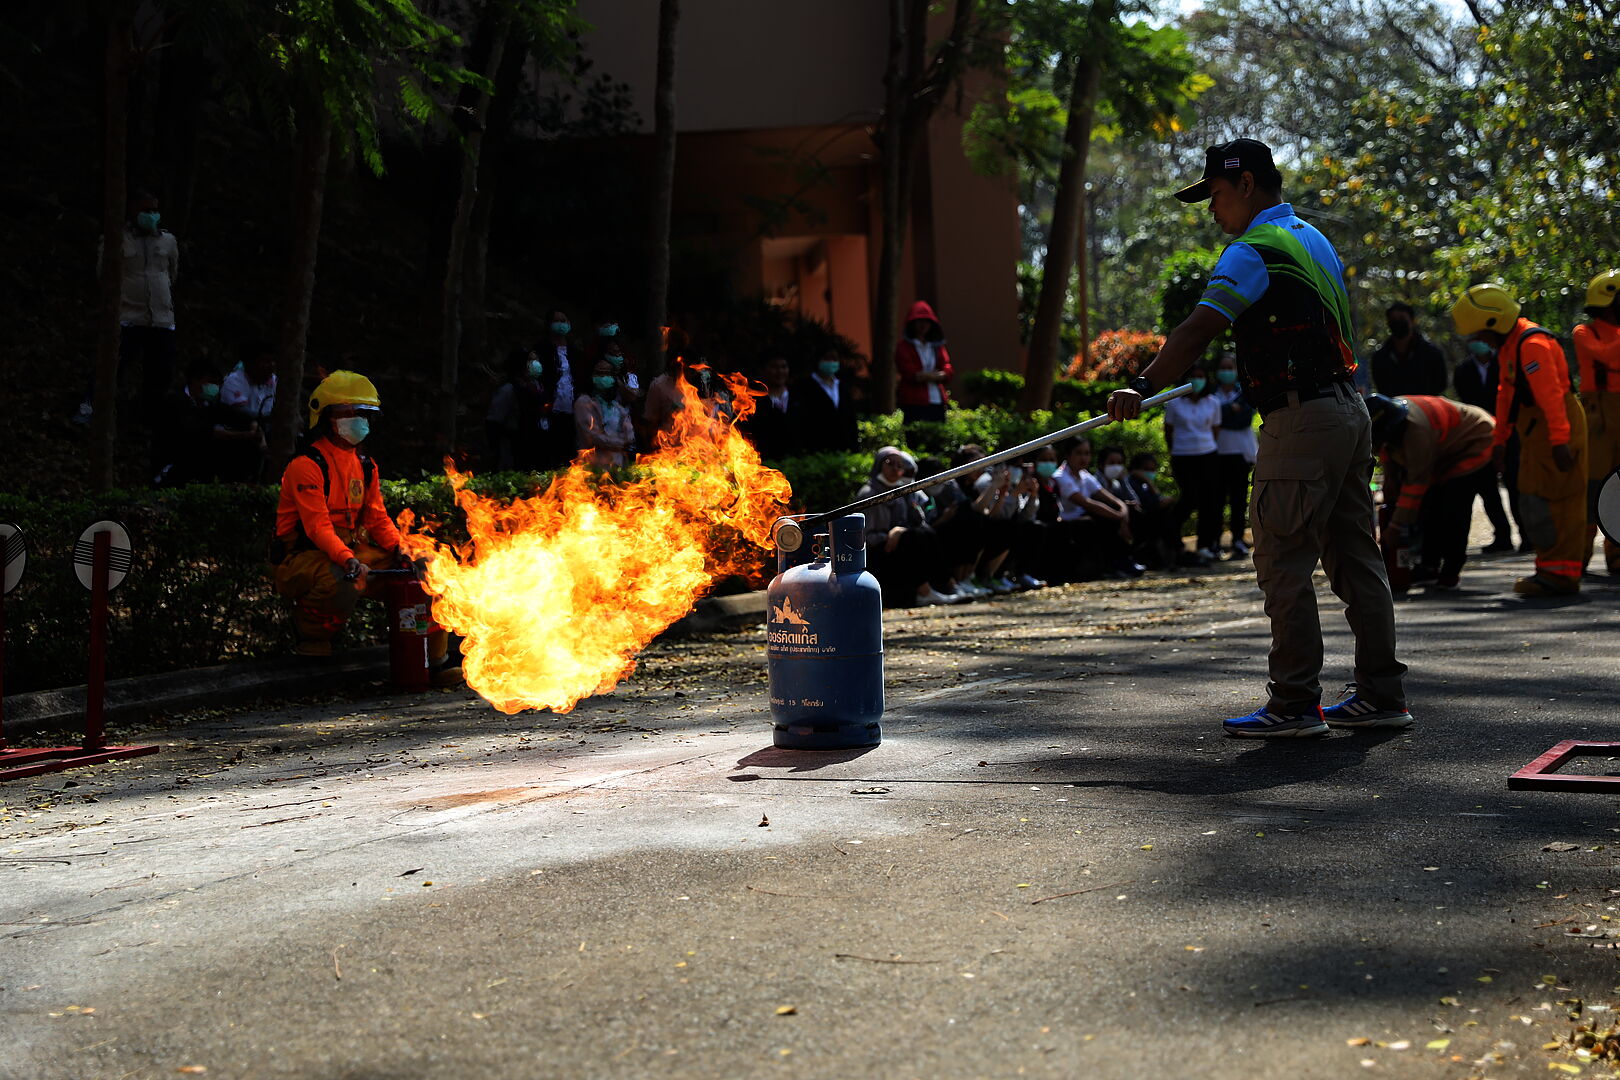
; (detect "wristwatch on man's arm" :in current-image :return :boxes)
[1128,375,1153,396]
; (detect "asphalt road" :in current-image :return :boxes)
[4,545,1620,1080]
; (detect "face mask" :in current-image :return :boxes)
[1006,467,1023,485]
[333,417,369,446]
[592,375,617,393]
[1189,377,1207,393]
[1103,463,1125,481]
[1141,471,1158,483]
[607,355,624,370]
[1035,461,1058,479]
[697,370,711,388]
[599,323,619,338]
[1216,369,1238,385]
[550,321,571,336]
[135,210,161,232]
[526,360,544,380]
[1467,339,1494,358]
[818,359,841,377]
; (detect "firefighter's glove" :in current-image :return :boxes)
[1553,443,1576,472]
[341,557,368,583]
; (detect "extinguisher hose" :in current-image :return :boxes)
[774,382,1195,553]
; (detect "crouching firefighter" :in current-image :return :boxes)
[1367,394,1495,593]
[1452,283,1588,596]
[1575,269,1620,575]
[271,371,462,684]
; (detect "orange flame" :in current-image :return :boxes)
[399,372,789,715]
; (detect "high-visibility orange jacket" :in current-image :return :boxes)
[1493,317,1573,447]
[1575,319,1620,395]
[274,436,401,564]
[1387,396,1494,526]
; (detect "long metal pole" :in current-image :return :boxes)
[774,383,1194,552]
[84,529,110,751]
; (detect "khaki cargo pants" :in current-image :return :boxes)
[1251,386,1407,714]
[1518,392,1587,590]
[272,535,396,652]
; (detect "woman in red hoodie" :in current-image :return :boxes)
[894,300,953,425]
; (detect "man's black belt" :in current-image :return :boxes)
[1255,379,1353,417]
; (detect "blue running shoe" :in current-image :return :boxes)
[1222,706,1329,738]
[1321,684,1413,729]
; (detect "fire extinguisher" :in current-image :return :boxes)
[366,568,433,691]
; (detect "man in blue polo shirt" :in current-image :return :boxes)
[1107,138,1410,738]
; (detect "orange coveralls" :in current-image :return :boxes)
[1494,318,1588,593]
[272,436,403,652]
[1574,318,1620,570]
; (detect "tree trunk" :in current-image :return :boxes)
[90,10,132,492]
[870,0,909,416]
[440,19,509,452]
[1019,48,1104,413]
[643,0,679,378]
[267,109,333,474]
[462,24,528,368]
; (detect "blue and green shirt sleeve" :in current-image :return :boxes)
[1198,243,1269,322]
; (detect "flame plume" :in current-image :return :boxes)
[399,372,790,714]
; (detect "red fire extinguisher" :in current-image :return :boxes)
[374,570,433,691]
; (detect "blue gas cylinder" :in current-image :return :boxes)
[767,513,884,749]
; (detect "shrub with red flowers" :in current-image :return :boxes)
[1064,329,1165,382]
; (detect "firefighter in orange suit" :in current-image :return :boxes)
[1367,394,1495,591]
[1452,284,1588,596]
[1575,269,1620,574]
[272,371,459,682]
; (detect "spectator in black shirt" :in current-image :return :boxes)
[1369,302,1449,397]
[792,347,859,453]
[739,351,796,460]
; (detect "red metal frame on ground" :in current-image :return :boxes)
[1507,740,1620,792]
[0,528,157,783]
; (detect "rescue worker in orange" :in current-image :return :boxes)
[1366,394,1495,592]
[1451,284,1588,596]
[271,371,459,682]
[1575,269,1620,574]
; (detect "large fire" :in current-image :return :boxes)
[398,371,791,714]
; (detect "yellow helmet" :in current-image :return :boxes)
[1586,269,1620,313]
[1451,283,1521,336]
[306,370,381,429]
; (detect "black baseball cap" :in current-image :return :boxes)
[1174,138,1283,203]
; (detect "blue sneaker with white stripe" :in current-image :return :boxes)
[1222,706,1329,738]
[1321,684,1413,729]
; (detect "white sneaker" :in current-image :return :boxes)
[915,587,958,607]
[954,580,987,599]
[1017,573,1046,589]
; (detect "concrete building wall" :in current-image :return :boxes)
[574,0,886,134]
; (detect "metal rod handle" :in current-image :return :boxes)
[774,382,1194,553]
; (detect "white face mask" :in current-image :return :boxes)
[1103,463,1126,481]
[333,417,370,446]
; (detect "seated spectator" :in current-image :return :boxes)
[574,356,635,468]
[859,447,958,607]
[922,446,994,598]
[221,340,277,427]
[1052,437,1134,581]
[486,346,548,470]
[971,458,1045,591]
[793,348,859,453]
[1097,445,1152,574]
[739,351,796,461]
[1126,451,1180,569]
[154,359,221,486]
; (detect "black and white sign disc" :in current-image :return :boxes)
[74,520,133,592]
[1,522,25,596]
[1599,466,1620,546]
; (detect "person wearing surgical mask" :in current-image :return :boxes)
[575,356,636,468]
[486,346,549,470]
[1369,301,1448,397]
[80,188,182,427]
[596,320,642,406]
[153,357,237,486]
[537,310,579,466]
[1161,361,1224,565]
[791,347,859,453]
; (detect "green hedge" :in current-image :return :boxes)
[2,398,1172,691]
